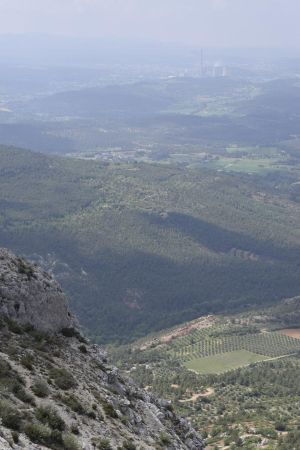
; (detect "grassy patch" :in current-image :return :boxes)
[185,350,267,374]
[209,157,287,174]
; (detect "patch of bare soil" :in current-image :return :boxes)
[140,315,216,350]
[279,328,300,339]
[179,388,215,403]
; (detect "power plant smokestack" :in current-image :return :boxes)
[200,48,204,77]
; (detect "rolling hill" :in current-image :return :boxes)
[1,145,300,342]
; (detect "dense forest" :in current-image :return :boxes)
[1,145,300,342]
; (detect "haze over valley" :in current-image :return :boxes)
[1,1,300,449]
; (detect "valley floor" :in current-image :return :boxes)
[110,298,300,449]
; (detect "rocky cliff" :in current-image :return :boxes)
[0,248,203,450]
[0,248,77,333]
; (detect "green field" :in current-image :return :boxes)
[185,350,267,374]
[208,156,287,174]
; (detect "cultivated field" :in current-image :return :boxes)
[185,350,267,374]
[169,326,300,373]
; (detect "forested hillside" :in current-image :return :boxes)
[1,145,300,342]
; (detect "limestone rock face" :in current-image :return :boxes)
[0,249,204,449]
[0,248,76,333]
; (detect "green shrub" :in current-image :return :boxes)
[32,329,50,341]
[0,399,11,416]
[36,405,65,431]
[5,345,18,357]
[2,410,23,431]
[87,410,97,419]
[50,429,64,446]
[50,368,77,390]
[61,328,78,338]
[275,421,287,432]
[29,328,53,345]
[11,431,19,444]
[17,258,34,278]
[101,400,118,418]
[0,358,23,394]
[61,394,85,414]
[24,422,51,446]
[95,438,113,449]
[61,328,86,344]
[31,379,50,398]
[0,357,11,377]
[12,383,35,404]
[6,319,23,334]
[79,345,88,354]
[0,400,23,431]
[71,423,80,435]
[257,427,277,439]
[224,436,231,446]
[159,432,171,445]
[122,441,136,450]
[62,432,81,450]
[21,353,34,371]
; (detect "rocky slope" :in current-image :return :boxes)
[0,248,203,449]
[0,249,77,333]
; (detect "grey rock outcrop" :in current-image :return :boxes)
[0,248,204,449]
[0,248,76,333]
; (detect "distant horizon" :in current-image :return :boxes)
[0,1,299,49]
[1,33,300,56]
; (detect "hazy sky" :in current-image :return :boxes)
[0,0,299,48]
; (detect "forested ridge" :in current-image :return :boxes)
[1,145,300,342]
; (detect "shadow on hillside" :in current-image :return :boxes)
[2,228,300,343]
[144,211,300,262]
